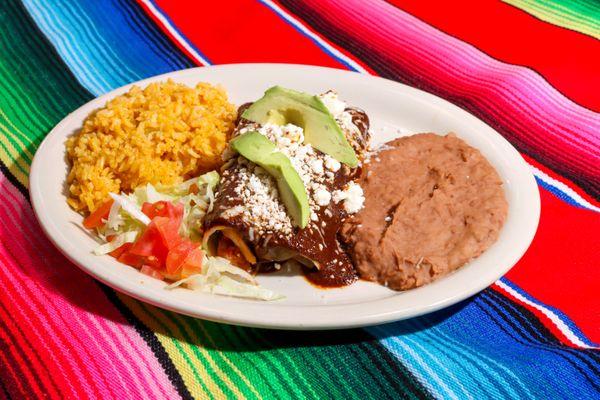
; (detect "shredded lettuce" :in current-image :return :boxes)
[93,231,138,255]
[167,256,283,301]
[96,171,281,301]
[109,193,151,225]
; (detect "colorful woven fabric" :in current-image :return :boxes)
[1,0,598,398]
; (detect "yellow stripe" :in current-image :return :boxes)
[195,322,262,400]
[0,128,30,186]
[0,146,28,186]
[119,296,221,400]
[171,313,247,400]
[0,108,37,155]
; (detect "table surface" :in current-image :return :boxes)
[0,1,598,399]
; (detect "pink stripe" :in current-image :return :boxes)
[0,174,179,399]
[0,179,175,399]
[300,0,599,185]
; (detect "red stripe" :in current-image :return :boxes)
[0,316,46,399]
[0,346,29,399]
[386,0,600,112]
[0,250,98,398]
[149,0,352,69]
[505,188,600,342]
[0,302,62,399]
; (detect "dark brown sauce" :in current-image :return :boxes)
[204,104,369,288]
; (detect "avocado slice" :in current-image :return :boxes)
[230,131,310,228]
[242,86,358,167]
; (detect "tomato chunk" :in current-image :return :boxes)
[117,250,144,269]
[140,265,164,280]
[154,217,182,250]
[180,247,204,278]
[109,242,132,259]
[129,219,169,264]
[166,240,196,274]
[83,199,113,229]
[142,201,183,223]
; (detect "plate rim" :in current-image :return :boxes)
[29,63,540,330]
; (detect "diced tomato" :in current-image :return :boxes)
[109,242,132,259]
[83,199,113,229]
[140,265,164,280]
[166,240,197,274]
[117,250,145,269]
[142,201,183,223]
[179,247,204,278]
[129,219,169,265]
[217,237,251,271]
[154,218,182,250]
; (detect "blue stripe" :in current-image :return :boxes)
[22,0,193,95]
[535,176,586,208]
[371,296,600,399]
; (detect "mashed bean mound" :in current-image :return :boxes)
[341,133,508,290]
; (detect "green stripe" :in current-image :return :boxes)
[0,0,91,163]
[504,0,600,39]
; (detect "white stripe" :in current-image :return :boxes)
[138,0,211,66]
[530,165,600,212]
[258,0,369,74]
[495,281,598,349]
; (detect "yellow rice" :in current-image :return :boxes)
[66,80,236,213]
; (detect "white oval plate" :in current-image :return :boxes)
[30,64,540,330]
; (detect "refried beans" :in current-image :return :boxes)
[340,133,508,290]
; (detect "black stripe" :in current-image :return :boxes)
[0,162,28,199]
[100,286,193,400]
[275,0,600,200]
[0,301,62,397]
[345,345,397,399]
[477,291,600,392]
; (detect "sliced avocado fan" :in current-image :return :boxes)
[241,86,358,167]
[230,131,310,228]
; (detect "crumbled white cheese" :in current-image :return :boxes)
[233,166,292,236]
[314,187,331,206]
[332,182,365,214]
[324,156,341,172]
[337,111,360,135]
[309,158,324,175]
[318,91,346,117]
[310,210,319,221]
